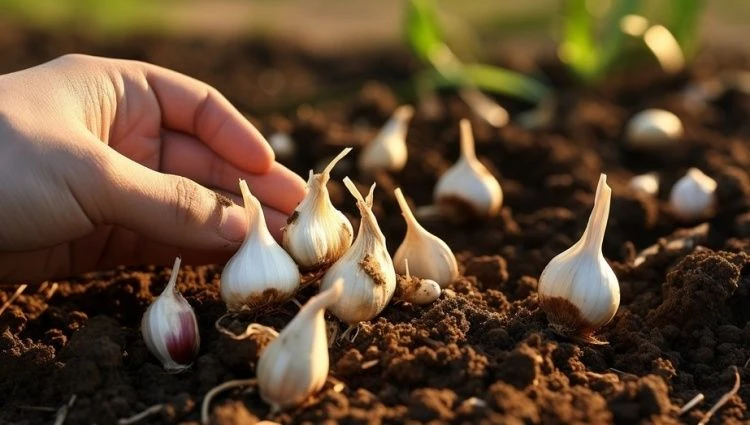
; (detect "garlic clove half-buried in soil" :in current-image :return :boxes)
[394,259,441,305]
[392,187,458,288]
[434,119,503,218]
[319,177,396,325]
[257,279,343,413]
[357,105,414,174]
[625,108,683,150]
[669,167,717,221]
[538,174,620,344]
[221,179,301,311]
[629,172,659,196]
[283,148,354,270]
[141,257,200,372]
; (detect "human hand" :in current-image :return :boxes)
[0,54,306,283]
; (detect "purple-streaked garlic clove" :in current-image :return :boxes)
[141,257,200,372]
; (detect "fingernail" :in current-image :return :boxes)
[219,204,247,243]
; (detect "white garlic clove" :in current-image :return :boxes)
[357,105,414,174]
[319,177,396,325]
[629,172,659,196]
[538,174,620,343]
[395,259,441,305]
[221,180,301,311]
[283,148,354,270]
[625,109,683,149]
[434,119,503,218]
[268,132,296,161]
[669,168,717,221]
[257,279,343,412]
[392,188,458,288]
[141,257,200,372]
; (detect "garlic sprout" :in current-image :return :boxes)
[320,177,396,327]
[220,180,301,311]
[538,174,620,344]
[141,257,200,372]
[434,119,503,218]
[669,168,716,220]
[257,279,343,413]
[283,148,354,270]
[358,105,413,174]
[393,188,458,288]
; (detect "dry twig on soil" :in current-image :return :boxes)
[697,366,740,425]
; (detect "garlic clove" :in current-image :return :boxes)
[625,109,683,149]
[283,148,354,270]
[141,257,200,372]
[221,179,301,311]
[392,187,458,288]
[257,279,343,412]
[357,105,414,174]
[538,174,620,343]
[629,172,659,196]
[268,132,296,162]
[395,259,441,305]
[669,168,717,221]
[319,177,396,325]
[434,119,503,218]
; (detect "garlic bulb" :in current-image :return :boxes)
[319,177,396,325]
[392,187,458,288]
[283,148,354,270]
[141,257,200,372]
[669,168,716,220]
[221,179,301,311]
[268,132,296,161]
[538,174,620,343]
[257,279,343,412]
[625,109,683,149]
[629,172,659,196]
[395,259,441,305]
[357,105,413,174]
[434,119,503,218]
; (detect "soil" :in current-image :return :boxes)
[2,20,750,425]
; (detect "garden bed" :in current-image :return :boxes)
[1,21,750,425]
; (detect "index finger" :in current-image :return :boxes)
[141,62,274,174]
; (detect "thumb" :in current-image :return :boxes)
[101,154,247,250]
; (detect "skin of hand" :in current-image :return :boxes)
[0,54,306,284]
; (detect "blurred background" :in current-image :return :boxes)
[0,0,748,54]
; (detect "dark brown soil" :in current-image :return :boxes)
[2,20,750,425]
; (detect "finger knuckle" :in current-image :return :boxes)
[172,177,204,226]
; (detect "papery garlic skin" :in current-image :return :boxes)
[358,105,414,174]
[283,148,354,270]
[221,180,301,311]
[538,174,620,342]
[320,178,396,325]
[393,188,458,288]
[669,168,717,220]
[141,257,200,372]
[257,280,343,412]
[268,132,296,161]
[434,119,503,218]
[625,109,683,149]
[629,173,659,196]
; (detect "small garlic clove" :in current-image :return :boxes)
[538,174,620,343]
[141,257,200,372]
[283,148,354,270]
[268,132,296,161]
[434,119,503,218]
[257,279,344,412]
[320,177,396,325]
[625,109,683,149]
[357,105,414,174]
[629,172,659,196]
[395,259,441,305]
[669,168,717,221]
[392,188,458,288]
[221,180,301,311]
